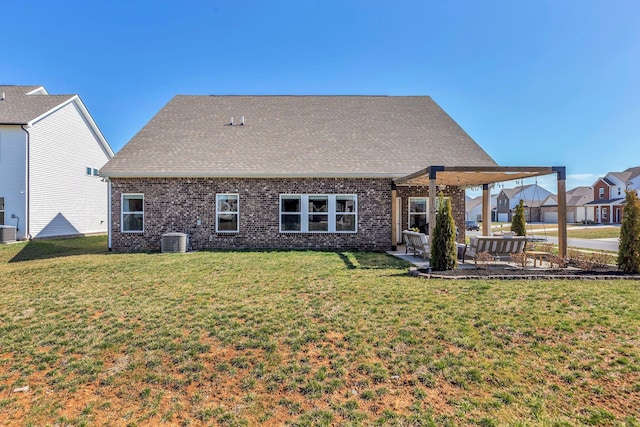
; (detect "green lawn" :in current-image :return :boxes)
[1,237,639,426]
[545,226,621,240]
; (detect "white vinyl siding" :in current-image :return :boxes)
[280,194,357,233]
[27,101,111,238]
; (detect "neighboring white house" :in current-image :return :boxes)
[540,186,594,223]
[465,194,497,222]
[495,183,553,222]
[0,85,113,240]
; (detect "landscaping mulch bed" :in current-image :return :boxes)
[415,266,640,280]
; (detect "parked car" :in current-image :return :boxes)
[465,220,480,231]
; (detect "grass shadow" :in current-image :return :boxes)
[339,251,411,270]
[8,236,108,263]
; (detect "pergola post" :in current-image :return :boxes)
[428,167,442,248]
[554,166,567,258]
[482,183,492,236]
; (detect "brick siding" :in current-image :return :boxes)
[110,178,394,252]
[395,185,466,243]
[109,178,467,252]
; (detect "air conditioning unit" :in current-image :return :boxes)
[0,226,17,243]
[161,233,187,253]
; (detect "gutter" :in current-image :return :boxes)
[20,125,31,240]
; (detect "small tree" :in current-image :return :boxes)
[431,194,457,271]
[618,189,640,273]
[511,199,527,236]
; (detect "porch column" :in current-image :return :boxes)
[554,166,567,258]
[391,188,398,248]
[482,184,492,236]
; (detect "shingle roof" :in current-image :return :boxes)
[101,95,497,178]
[500,184,534,199]
[542,187,594,208]
[586,198,625,205]
[0,85,75,124]
[566,186,594,206]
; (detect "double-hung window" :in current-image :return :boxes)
[408,197,427,233]
[335,195,357,232]
[216,194,239,232]
[280,194,357,233]
[122,194,144,232]
[0,197,4,225]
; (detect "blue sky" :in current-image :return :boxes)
[3,0,638,195]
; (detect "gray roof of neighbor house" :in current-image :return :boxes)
[101,95,497,178]
[498,184,535,199]
[0,85,75,124]
[608,166,640,185]
[542,186,594,207]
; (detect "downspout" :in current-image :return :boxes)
[20,125,31,240]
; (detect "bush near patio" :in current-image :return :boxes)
[511,199,526,236]
[430,194,457,271]
[618,189,640,273]
[1,237,639,426]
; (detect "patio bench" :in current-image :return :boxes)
[402,230,430,261]
[464,236,527,264]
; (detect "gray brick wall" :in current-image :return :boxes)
[395,185,466,243]
[109,178,394,252]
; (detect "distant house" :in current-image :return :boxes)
[495,184,553,222]
[99,95,498,252]
[540,186,594,223]
[0,85,113,240]
[465,194,496,222]
[586,166,640,224]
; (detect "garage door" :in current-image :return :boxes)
[544,212,558,223]
[567,212,575,223]
[498,213,508,222]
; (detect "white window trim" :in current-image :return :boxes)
[121,193,144,233]
[279,194,357,233]
[216,193,240,233]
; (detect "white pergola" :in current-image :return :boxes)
[393,166,568,257]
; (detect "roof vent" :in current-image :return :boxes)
[241,116,245,125]
[1,93,5,101]
[229,117,234,126]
